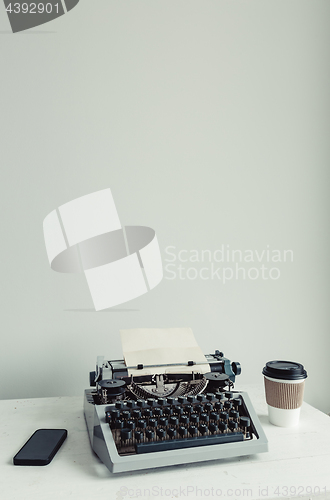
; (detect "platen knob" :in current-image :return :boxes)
[231,362,241,376]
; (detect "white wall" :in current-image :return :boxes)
[0,1,329,412]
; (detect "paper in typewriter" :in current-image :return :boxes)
[120,327,210,377]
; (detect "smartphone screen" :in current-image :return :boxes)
[13,429,67,466]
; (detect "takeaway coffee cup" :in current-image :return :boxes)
[262,360,307,427]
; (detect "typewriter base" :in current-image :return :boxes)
[84,389,268,474]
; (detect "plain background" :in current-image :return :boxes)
[0,1,329,412]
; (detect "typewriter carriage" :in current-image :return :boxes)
[89,351,240,406]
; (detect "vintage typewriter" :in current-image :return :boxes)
[84,329,268,473]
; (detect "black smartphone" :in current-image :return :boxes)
[13,429,67,466]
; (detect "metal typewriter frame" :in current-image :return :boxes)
[84,389,268,474]
[84,352,268,473]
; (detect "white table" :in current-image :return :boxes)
[1,384,329,500]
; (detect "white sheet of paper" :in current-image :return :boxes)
[120,327,210,376]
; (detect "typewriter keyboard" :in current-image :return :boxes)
[105,392,253,455]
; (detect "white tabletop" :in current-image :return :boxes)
[1,384,329,500]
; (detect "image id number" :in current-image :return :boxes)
[5,3,60,14]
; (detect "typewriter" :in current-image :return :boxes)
[84,329,268,473]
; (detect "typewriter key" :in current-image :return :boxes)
[209,423,218,434]
[225,391,234,399]
[228,421,238,431]
[158,398,167,406]
[147,398,157,407]
[200,413,209,423]
[230,410,239,420]
[127,400,136,409]
[175,406,185,416]
[110,409,120,420]
[132,409,141,419]
[137,419,147,429]
[206,393,215,401]
[195,404,204,414]
[215,402,223,411]
[178,426,187,437]
[164,407,173,416]
[115,419,124,429]
[224,401,233,410]
[187,396,197,404]
[166,397,175,405]
[154,408,163,417]
[233,398,242,409]
[210,412,220,422]
[198,424,208,435]
[188,425,198,437]
[145,430,154,441]
[169,416,179,426]
[218,422,228,432]
[190,413,199,424]
[180,415,189,425]
[220,412,229,421]
[156,428,166,439]
[115,401,124,410]
[134,431,143,442]
[127,420,136,430]
[149,418,158,428]
[205,403,213,413]
[122,410,130,420]
[240,416,250,429]
[178,396,187,405]
[137,400,146,408]
[159,417,168,427]
[143,409,153,419]
[121,429,132,441]
[167,427,176,438]
[197,394,206,403]
[185,405,194,414]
